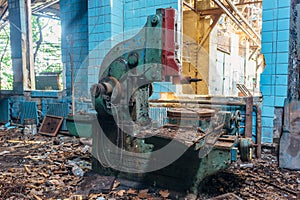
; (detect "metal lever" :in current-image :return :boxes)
[180,76,202,84]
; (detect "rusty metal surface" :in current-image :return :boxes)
[38,115,63,137]
[279,132,300,170]
[244,97,253,138]
[167,108,215,118]
[255,105,262,159]
[141,127,206,147]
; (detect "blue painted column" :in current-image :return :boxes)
[260,0,290,143]
[60,0,89,97]
[8,0,27,92]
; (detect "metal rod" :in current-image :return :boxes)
[32,0,59,13]
[0,3,8,20]
[212,0,260,47]
[200,1,262,16]
[224,0,261,41]
[149,99,246,106]
[245,97,253,138]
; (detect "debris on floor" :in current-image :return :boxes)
[199,148,300,200]
[0,128,299,199]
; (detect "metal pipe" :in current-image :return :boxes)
[149,99,246,106]
[32,0,59,13]
[212,0,260,47]
[200,1,262,16]
[224,0,261,41]
[254,104,262,159]
[245,97,253,138]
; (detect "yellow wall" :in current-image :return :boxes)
[182,10,211,95]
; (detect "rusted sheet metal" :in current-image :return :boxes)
[280,0,300,170]
[280,100,300,169]
[279,132,300,170]
[38,115,63,137]
[255,105,262,159]
[283,100,300,134]
[245,97,253,138]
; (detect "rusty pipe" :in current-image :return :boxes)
[254,104,262,159]
[149,99,246,106]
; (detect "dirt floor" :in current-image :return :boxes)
[0,128,299,200]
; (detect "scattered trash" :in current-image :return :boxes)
[0,150,10,156]
[81,145,90,154]
[72,165,84,177]
[0,129,299,200]
[240,163,254,168]
[23,118,37,135]
[4,122,10,128]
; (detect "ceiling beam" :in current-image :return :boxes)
[199,13,222,46]
[211,0,260,47]
[223,0,261,41]
[32,0,59,13]
[198,1,262,16]
[183,1,196,12]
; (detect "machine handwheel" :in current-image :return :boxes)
[240,138,253,162]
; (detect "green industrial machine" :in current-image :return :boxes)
[90,8,253,193]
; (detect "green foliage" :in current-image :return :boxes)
[32,16,62,76]
[0,24,13,89]
[0,16,62,90]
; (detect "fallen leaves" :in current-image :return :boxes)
[116,189,126,196]
[159,190,170,198]
[127,188,138,195]
[0,129,87,199]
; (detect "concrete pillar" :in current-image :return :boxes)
[8,0,35,92]
[288,0,300,100]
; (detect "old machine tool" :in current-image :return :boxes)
[90,8,253,193]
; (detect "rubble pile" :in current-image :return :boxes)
[199,149,300,200]
[0,129,91,199]
[0,128,299,200]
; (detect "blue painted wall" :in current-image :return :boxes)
[87,0,181,95]
[60,0,89,97]
[260,0,290,143]
[59,0,181,112]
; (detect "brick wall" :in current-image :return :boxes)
[260,0,290,143]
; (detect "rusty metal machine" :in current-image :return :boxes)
[90,8,253,193]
